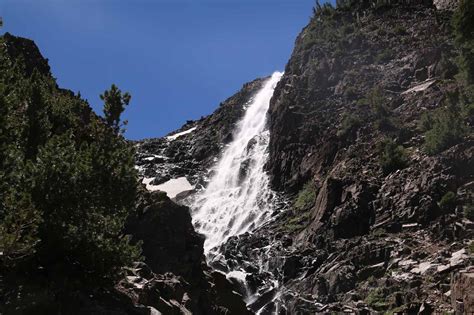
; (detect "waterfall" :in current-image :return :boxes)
[191,72,283,256]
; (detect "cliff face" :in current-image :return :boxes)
[268,2,453,191]
[254,1,473,313]
[135,78,265,191]
[134,2,473,313]
[5,1,471,314]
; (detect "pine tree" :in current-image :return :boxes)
[100,84,131,134]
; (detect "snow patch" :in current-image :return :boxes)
[166,127,197,141]
[143,177,194,199]
[227,270,248,283]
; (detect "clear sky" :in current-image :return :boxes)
[1,0,334,140]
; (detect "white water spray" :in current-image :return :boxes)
[192,72,283,255]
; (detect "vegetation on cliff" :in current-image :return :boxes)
[0,33,140,312]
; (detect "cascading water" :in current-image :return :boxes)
[191,72,283,256]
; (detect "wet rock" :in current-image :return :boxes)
[210,271,252,315]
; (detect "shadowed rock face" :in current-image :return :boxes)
[122,189,251,315]
[126,190,205,279]
[215,2,472,313]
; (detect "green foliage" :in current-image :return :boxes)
[365,288,388,311]
[283,212,311,232]
[100,84,131,134]
[294,181,317,211]
[453,0,474,84]
[418,112,434,132]
[360,87,389,118]
[359,87,400,132]
[338,112,362,137]
[33,130,140,278]
[439,191,456,212]
[464,204,474,221]
[468,241,474,254]
[375,49,393,64]
[378,138,409,175]
[0,34,140,285]
[393,25,408,36]
[312,1,335,19]
[424,98,466,155]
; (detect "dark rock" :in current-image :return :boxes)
[210,271,252,315]
[451,267,474,314]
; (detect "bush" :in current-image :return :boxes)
[337,112,362,137]
[394,25,408,36]
[439,191,456,212]
[424,102,466,155]
[283,212,311,232]
[365,288,388,311]
[312,1,335,19]
[453,0,474,83]
[469,242,474,254]
[295,181,317,211]
[464,204,474,221]
[361,87,389,118]
[375,49,393,64]
[379,138,409,175]
[418,112,434,132]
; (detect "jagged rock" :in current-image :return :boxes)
[210,271,252,315]
[126,189,204,279]
[451,268,474,314]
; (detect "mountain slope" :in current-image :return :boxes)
[135,1,473,313]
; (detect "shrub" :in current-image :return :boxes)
[337,112,362,137]
[464,204,474,221]
[424,102,466,155]
[418,112,434,132]
[453,0,474,83]
[284,212,311,232]
[439,191,456,212]
[366,87,389,118]
[394,25,408,36]
[469,241,474,254]
[365,288,388,310]
[379,138,409,175]
[375,49,393,64]
[295,181,317,211]
[312,1,335,19]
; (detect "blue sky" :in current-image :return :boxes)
[1,0,334,140]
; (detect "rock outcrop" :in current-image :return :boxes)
[134,78,265,193]
[131,1,473,314]
[217,1,473,313]
[121,189,250,315]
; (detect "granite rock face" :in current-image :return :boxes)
[134,78,265,194]
[220,1,473,313]
[117,1,473,314]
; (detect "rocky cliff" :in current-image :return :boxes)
[6,0,469,314]
[258,1,473,313]
[135,1,473,313]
